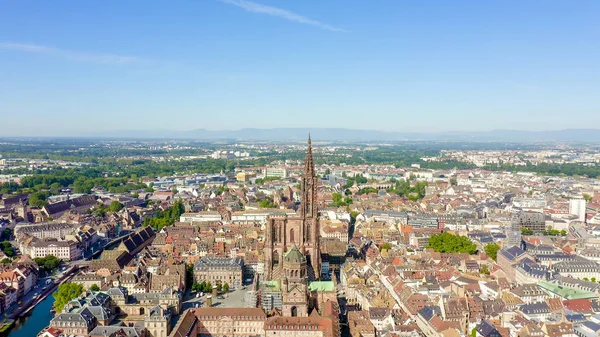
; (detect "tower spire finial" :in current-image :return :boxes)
[308,133,311,145]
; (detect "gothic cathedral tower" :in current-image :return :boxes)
[300,135,321,279]
[264,136,321,283]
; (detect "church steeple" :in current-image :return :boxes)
[301,135,317,220]
[305,134,314,178]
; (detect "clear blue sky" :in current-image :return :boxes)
[1,0,599,136]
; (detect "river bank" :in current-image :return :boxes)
[2,291,55,337]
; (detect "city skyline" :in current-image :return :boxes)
[1,0,599,135]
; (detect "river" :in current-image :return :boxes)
[6,292,55,337]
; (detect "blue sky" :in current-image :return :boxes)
[0,0,599,136]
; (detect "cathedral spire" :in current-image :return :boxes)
[305,135,314,176]
[301,135,317,220]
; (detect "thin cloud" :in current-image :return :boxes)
[0,42,153,66]
[219,0,347,32]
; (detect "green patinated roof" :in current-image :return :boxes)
[263,280,281,291]
[538,281,598,300]
[283,244,306,264]
[309,281,335,292]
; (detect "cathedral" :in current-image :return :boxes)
[264,136,321,317]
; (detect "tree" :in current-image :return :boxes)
[0,258,12,264]
[29,191,50,207]
[521,227,534,235]
[544,229,560,236]
[561,229,567,236]
[450,177,457,186]
[480,264,490,275]
[484,243,500,261]
[388,180,428,200]
[93,204,107,217]
[186,264,194,287]
[358,187,378,195]
[592,278,597,283]
[258,197,276,209]
[380,243,392,250]
[193,281,202,293]
[53,282,84,313]
[583,194,593,202]
[144,200,185,231]
[426,232,477,254]
[109,200,124,212]
[0,241,15,257]
[350,211,359,225]
[217,283,223,292]
[34,255,60,272]
[223,283,230,293]
[0,229,12,241]
[90,284,100,291]
[332,193,352,207]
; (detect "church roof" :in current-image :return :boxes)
[283,244,306,264]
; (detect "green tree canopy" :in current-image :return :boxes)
[89,284,100,291]
[143,199,185,231]
[53,282,84,313]
[258,197,276,209]
[1,241,15,257]
[29,191,50,207]
[109,200,124,212]
[426,232,477,254]
[521,227,534,236]
[388,180,428,201]
[34,255,61,272]
[484,243,500,261]
[332,192,352,207]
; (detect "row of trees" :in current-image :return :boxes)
[191,281,229,293]
[520,227,566,236]
[357,187,379,195]
[483,162,600,179]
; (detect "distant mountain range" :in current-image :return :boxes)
[81,128,600,142]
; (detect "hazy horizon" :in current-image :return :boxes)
[5,127,600,143]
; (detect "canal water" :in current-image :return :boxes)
[6,291,55,337]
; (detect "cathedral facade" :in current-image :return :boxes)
[264,136,321,317]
